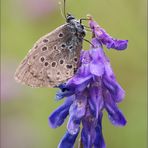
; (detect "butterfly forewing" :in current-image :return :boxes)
[15,24,83,87]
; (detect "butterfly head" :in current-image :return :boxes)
[66,13,75,22]
[66,13,86,39]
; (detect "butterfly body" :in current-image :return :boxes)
[15,14,86,88]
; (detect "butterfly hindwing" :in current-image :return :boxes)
[15,24,82,87]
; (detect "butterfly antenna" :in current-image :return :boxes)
[63,0,67,19]
[59,1,65,19]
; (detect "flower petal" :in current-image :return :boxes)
[48,96,74,128]
[81,110,97,148]
[106,39,128,50]
[94,113,106,148]
[56,83,75,100]
[67,92,87,135]
[58,131,79,148]
[67,116,81,135]
[103,75,125,102]
[103,59,116,80]
[89,38,105,76]
[56,89,74,100]
[103,90,127,126]
[66,70,92,93]
[89,19,128,50]
[67,64,92,85]
[67,74,92,87]
[89,80,104,118]
[81,127,95,148]
[90,60,104,76]
[102,59,125,102]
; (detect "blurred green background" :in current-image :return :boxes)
[1,0,147,148]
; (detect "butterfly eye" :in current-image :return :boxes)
[58,33,64,38]
[82,31,86,37]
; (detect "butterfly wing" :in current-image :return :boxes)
[14,24,83,87]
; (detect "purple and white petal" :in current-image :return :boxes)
[58,131,79,148]
[106,39,128,50]
[103,90,127,126]
[103,75,125,102]
[89,18,128,51]
[94,113,106,148]
[89,80,104,118]
[67,92,87,134]
[81,111,97,148]
[49,96,74,128]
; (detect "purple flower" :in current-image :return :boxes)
[48,18,128,148]
[89,17,128,50]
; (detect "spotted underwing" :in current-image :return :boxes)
[14,12,86,87]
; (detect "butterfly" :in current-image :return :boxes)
[14,2,87,88]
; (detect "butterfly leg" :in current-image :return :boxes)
[80,18,91,24]
[83,39,94,47]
